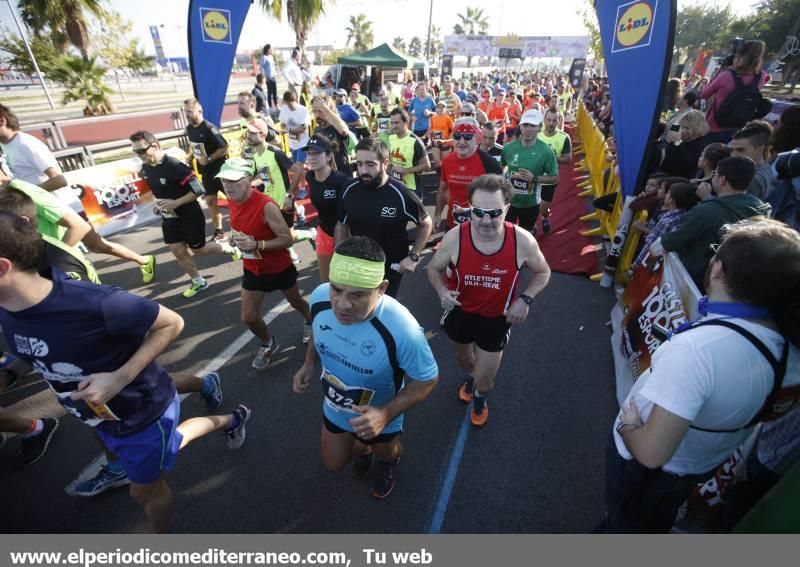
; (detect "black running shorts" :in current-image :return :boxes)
[540,184,556,203]
[443,306,511,352]
[242,265,298,293]
[161,206,207,249]
[323,415,402,446]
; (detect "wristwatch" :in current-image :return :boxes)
[519,293,534,305]
[408,252,420,262]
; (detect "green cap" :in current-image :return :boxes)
[215,158,254,181]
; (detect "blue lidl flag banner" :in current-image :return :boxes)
[188,0,252,126]
[596,0,676,197]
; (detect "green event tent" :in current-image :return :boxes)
[337,43,427,70]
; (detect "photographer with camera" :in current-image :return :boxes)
[701,39,771,144]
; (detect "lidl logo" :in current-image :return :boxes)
[200,8,232,44]
[612,0,656,53]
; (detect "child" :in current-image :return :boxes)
[634,182,700,269]
[429,101,454,169]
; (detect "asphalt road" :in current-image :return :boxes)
[0,188,618,534]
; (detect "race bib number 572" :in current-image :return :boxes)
[321,369,375,412]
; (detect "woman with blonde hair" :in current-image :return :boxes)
[658,109,709,178]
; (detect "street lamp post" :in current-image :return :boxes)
[424,0,433,64]
[5,0,56,109]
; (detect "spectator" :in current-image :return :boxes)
[702,40,769,143]
[770,105,800,154]
[259,44,278,110]
[662,77,682,113]
[694,142,732,201]
[767,147,800,230]
[633,182,699,269]
[661,91,700,141]
[283,48,305,97]
[658,110,709,178]
[655,156,771,290]
[729,120,773,201]
[631,175,684,223]
[252,73,268,114]
[603,217,800,533]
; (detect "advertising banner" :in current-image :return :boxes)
[596,0,676,197]
[443,35,589,59]
[610,251,702,404]
[188,0,251,126]
[62,148,186,237]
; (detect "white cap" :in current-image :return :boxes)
[520,109,544,126]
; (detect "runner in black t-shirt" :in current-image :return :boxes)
[335,136,432,298]
[130,130,242,299]
[311,97,357,173]
[301,135,354,281]
[184,99,229,241]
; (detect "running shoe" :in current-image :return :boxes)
[15,418,59,470]
[353,446,374,476]
[140,255,156,284]
[226,404,251,449]
[458,380,474,404]
[542,217,551,235]
[302,323,313,344]
[182,279,209,298]
[212,228,226,241]
[252,337,280,370]
[470,399,489,427]
[371,459,398,499]
[73,464,130,497]
[228,247,242,262]
[200,372,223,411]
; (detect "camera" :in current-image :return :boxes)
[719,37,745,69]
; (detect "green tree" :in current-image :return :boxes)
[730,0,800,54]
[408,36,423,58]
[321,47,354,66]
[257,0,329,62]
[124,42,156,84]
[428,25,443,62]
[577,0,604,63]
[0,33,61,77]
[393,36,407,52]
[49,55,114,115]
[345,13,374,52]
[453,7,490,66]
[18,0,106,59]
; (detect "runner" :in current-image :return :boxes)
[129,131,241,298]
[0,213,250,532]
[303,135,354,282]
[278,90,310,163]
[408,84,437,141]
[0,406,58,470]
[292,236,439,498]
[246,118,315,265]
[216,159,313,369]
[501,109,559,235]
[184,98,230,241]
[238,92,277,157]
[429,101,455,170]
[427,174,551,426]
[387,108,430,200]
[479,121,505,164]
[371,96,394,146]
[460,101,488,126]
[536,108,573,235]
[434,117,502,231]
[439,80,462,117]
[0,104,156,283]
[487,89,510,143]
[335,136,433,298]
[311,97,358,173]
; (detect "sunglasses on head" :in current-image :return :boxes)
[132,144,154,155]
[471,206,504,219]
[453,133,475,141]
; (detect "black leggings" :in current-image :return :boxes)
[267,79,278,108]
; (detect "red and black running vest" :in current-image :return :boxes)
[228,190,292,275]
[452,221,521,317]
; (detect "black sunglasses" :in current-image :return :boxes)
[453,133,475,141]
[132,144,154,155]
[471,206,504,219]
[461,111,474,116]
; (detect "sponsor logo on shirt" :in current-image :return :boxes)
[14,335,49,357]
[323,189,336,199]
[319,324,332,331]
[360,341,377,356]
[381,206,397,218]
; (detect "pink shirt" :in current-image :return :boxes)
[701,70,769,132]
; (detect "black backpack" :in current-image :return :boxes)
[714,70,772,129]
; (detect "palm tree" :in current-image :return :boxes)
[19,0,106,59]
[258,0,328,62]
[125,43,156,85]
[408,37,423,58]
[453,7,490,67]
[428,25,443,62]
[49,55,114,115]
[345,13,374,52]
[393,37,407,53]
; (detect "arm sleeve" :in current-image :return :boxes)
[102,289,160,338]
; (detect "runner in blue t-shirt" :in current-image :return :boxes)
[293,236,438,499]
[0,212,252,533]
[408,85,438,139]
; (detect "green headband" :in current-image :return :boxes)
[329,253,385,289]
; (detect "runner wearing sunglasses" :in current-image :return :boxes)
[427,174,551,426]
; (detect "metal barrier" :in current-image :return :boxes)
[21,121,67,151]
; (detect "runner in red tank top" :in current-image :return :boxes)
[428,173,551,426]
[217,159,313,370]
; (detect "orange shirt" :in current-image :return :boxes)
[488,101,509,125]
[429,114,454,142]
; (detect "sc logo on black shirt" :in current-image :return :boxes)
[380,206,397,218]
